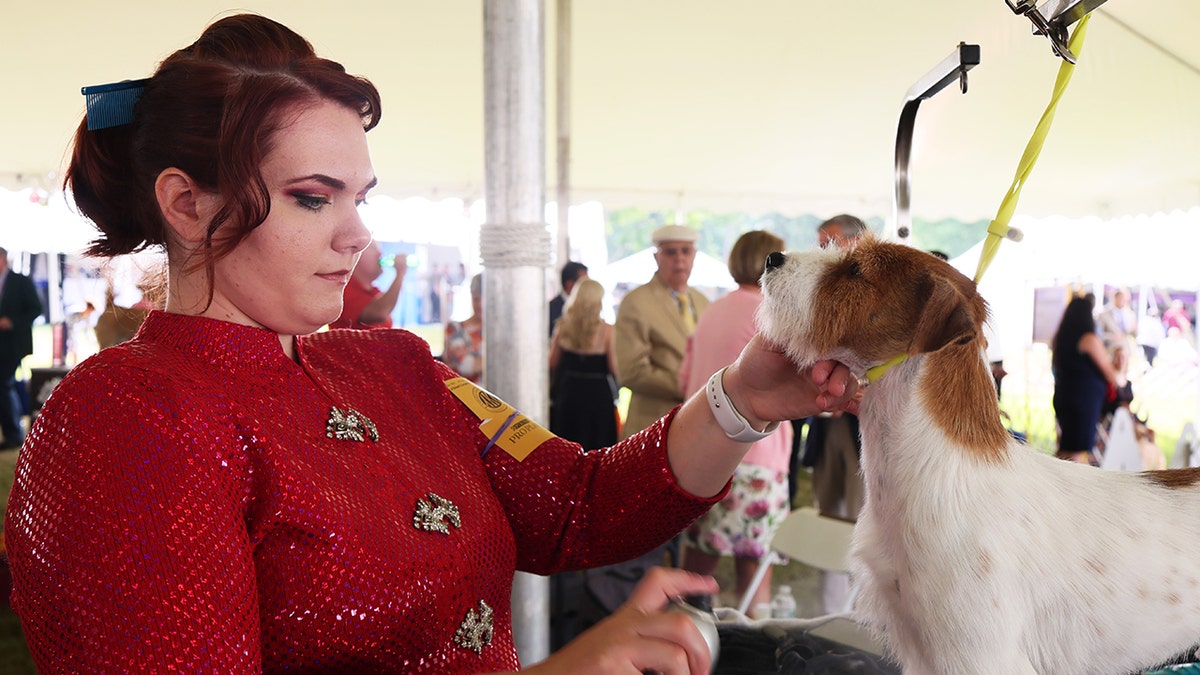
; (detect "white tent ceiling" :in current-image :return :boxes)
[2,1,1198,224]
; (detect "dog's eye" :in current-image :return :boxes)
[847,261,862,278]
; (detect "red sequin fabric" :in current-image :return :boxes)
[6,311,722,673]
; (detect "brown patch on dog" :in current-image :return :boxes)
[906,259,1009,460]
[911,275,979,355]
[818,240,1007,460]
[1141,467,1200,489]
[921,341,1010,460]
[807,240,949,365]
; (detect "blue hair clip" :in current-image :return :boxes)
[81,78,150,131]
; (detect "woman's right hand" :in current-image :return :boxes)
[522,567,720,675]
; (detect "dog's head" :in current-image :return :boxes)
[758,236,988,377]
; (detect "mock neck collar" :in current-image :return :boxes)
[133,310,297,374]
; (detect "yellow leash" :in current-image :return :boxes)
[865,354,910,384]
[974,14,1091,285]
[868,15,1092,384]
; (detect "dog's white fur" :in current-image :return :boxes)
[758,238,1200,675]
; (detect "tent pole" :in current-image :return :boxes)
[555,0,571,272]
[483,0,553,665]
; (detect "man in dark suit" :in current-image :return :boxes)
[0,248,43,448]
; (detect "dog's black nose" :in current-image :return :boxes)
[764,251,786,271]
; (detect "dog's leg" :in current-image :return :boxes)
[869,565,1039,675]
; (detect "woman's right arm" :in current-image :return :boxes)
[5,363,261,673]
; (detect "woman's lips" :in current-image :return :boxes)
[317,270,351,284]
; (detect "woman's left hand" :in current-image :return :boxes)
[722,334,860,428]
[664,333,860,498]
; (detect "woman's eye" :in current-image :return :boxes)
[295,194,330,210]
[355,196,369,207]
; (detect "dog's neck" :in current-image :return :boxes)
[860,336,1010,465]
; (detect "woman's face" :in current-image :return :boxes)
[204,100,375,336]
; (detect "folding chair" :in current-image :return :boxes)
[1170,422,1199,468]
[1099,407,1142,471]
[737,506,856,616]
[733,506,881,654]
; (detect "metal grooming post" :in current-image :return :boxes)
[1006,0,1112,63]
[893,43,980,241]
[555,0,572,272]
[483,0,553,665]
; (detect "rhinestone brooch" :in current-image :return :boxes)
[413,493,461,534]
[454,600,494,654]
[326,406,379,442]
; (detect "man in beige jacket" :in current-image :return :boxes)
[614,225,710,439]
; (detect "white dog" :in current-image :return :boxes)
[757,237,1200,675]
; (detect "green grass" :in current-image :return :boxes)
[1000,347,1196,465]
[1005,387,1192,464]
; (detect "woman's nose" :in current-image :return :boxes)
[340,210,372,253]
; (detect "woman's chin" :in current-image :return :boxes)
[295,312,341,336]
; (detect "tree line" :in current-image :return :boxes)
[604,207,989,263]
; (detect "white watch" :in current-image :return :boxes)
[706,366,780,442]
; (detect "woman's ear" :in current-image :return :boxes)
[155,168,216,246]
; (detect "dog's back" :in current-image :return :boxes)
[760,239,1200,674]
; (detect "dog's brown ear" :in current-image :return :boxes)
[910,276,978,355]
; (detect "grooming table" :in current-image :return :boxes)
[714,619,899,675]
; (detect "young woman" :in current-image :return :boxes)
[1052,293,1119,464]
[4,14,858,674]
[549,277,618,449]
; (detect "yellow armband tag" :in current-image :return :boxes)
[445,377,555,461]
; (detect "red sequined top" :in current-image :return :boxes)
[6,311,721,673]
